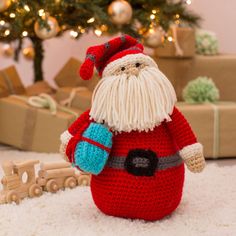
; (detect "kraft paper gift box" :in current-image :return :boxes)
[177,102,236,158]
[55,87,92,111]
[155,54,236,101]
[54,57,99,91]
[0,66,25,98]
[155,27,195,58]
[0,96,82,153]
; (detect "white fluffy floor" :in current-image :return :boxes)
[0,146,236,236]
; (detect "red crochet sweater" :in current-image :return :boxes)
[65,107,197,221]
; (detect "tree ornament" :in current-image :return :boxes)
[22,46,35,60]
[108,0,133,25]
[183,76,219,104]
[34,16,60,40]
[1,44,14,57]
[100,24,108,32]
[144,26,165,48]
[0,0,11,12]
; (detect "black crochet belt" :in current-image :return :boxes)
[106,149,183,177]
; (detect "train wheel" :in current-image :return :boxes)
[6,190,20,204]
[77,175,91,186]
[29,184,43,198]
[64,177,77,189]
[46,179,59,193]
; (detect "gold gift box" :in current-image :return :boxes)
[55,87,92,111]
[0,96,82,153]
[0,66,25,98]
[155,54,236,101]
[177,102,236,158]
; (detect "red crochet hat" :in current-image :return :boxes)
[79,35,156,80]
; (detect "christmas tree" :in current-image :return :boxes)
[0,0,200,82]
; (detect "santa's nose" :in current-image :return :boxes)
[128,67,139,76]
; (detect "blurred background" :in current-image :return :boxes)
[0,0,236,86]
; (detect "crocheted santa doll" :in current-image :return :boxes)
[60,35,205,221]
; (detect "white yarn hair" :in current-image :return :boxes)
[90,66,177,133]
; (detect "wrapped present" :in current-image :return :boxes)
[54,57,99,91]
[155,27,195,58]
[154,57,189,99]
[74,122,113,175]
[55,87,92,111]
[177,102,236,158]
[154,54,236,101]
[0,66,25,98]
[0,95,82,153]
[25,81,55,96]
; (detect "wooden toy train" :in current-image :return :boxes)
[0,160,91,204]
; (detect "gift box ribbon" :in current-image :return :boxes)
[211,104,219,158]
[13,93,79,117]
[59,87,88,107]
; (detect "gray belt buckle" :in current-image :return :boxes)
[124,149,158,176]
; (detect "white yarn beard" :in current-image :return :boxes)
[90,66,177,132]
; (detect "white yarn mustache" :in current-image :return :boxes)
[90,66,177,133]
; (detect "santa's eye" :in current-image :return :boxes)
[121,66,126,71]
[135,62,141,67]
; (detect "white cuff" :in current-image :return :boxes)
[179,143,203,161]
[60,130,73,146]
